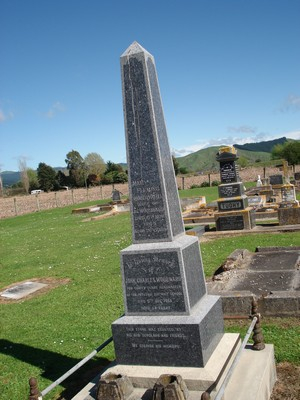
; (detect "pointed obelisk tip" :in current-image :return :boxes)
[121,41,152,58]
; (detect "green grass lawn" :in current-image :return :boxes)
[0,189,299,399]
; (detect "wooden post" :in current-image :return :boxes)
[55,192,58,207]
[100,184,103,199]
[14,197,18,216]
[208,173,211,187]
[251,297,265,351]
[181,176,185,190]
[71,189,75,204]
[35,194,40,211]
[263,167,266,178]
[29,377,40,400]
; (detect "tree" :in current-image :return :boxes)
[84,152,106,178]
[27,168,39,191]
[271,141,300,166]
[37,163,57,192]
[104,161,123,174]
[56,170,69,187]
[65,150,85,187]
[172,156,179,175]
[101,161,127,184]
[18,157,30,193]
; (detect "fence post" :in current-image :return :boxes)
[29,377,40,400]
[100,184,103,199]
[86,187,89,201]
[55,192,58,208]
[251,297,265,351]
[71,189,75,204]
[14,197,18,216]
[35,194,40,211]
[181,176,185,190]
[208,173,211,187]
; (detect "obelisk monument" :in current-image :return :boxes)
[112,42,224,367]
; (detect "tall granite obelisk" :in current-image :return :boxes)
[112,42,224,367]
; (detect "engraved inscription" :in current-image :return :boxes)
[218,199,246,211]
[124,325,187,350]
[122,252,186,313]
[131,181,169,239]
[217,215,244,231]
[220,161,237,183]
[218,184,243,198]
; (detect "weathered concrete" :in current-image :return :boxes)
[71,338,276,400]
[207,247,300,317]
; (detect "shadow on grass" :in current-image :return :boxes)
[0,339,112,399]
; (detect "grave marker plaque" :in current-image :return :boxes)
[218,182,244,198]
[217,215,244,231]
[269,175,284,185]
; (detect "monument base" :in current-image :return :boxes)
[112,295,224,367]
[71,335,276,400]
[215,208,256,231]
[278,206,300,225]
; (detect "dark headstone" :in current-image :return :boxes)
[294,172,300,181]
[216,215,244,231]
[218,182,244,198]
[112,42,223,368]
[219,161,240,183]
[112,189,121,202]
[269,175,284,185]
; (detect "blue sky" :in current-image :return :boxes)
[1,0,299,172]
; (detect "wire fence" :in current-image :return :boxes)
[1,166,298,219]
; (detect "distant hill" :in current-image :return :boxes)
[176,137,291,173]
[1,171,21,187]
[233,137,288,153]
[1,167,66,187]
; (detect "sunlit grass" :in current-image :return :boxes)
[0,188,299,399]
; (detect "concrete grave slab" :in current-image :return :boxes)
[0,281,48,299]
[207,247,300,316]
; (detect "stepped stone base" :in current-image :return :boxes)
[71,335,276,400]
[112,295,224,367]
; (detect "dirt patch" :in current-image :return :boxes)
[0,277,71,304]
[271,362,300,400]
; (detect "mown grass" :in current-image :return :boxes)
[0,189,299,399]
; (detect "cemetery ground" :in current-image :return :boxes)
[0,188,299,399]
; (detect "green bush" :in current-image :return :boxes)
[211,180,220,186]
[190,184,202,189]
[201,181,210,187]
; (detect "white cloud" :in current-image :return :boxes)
[227,125,257,134]
[0,109,14,123]
[278,94,300,113]
[45,101,65,118]
[172,130,300,157]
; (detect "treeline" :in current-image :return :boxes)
[12,150,128,194]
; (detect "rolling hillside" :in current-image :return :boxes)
[176,146,271,173]
[176,137,291,173]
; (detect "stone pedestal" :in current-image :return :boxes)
[278,207,300,225]
[215,208,256,231]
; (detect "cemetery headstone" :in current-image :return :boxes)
[269,174,284,186]
[112,42,223,368]
[214,146,255,230]
[111,189,122,202]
